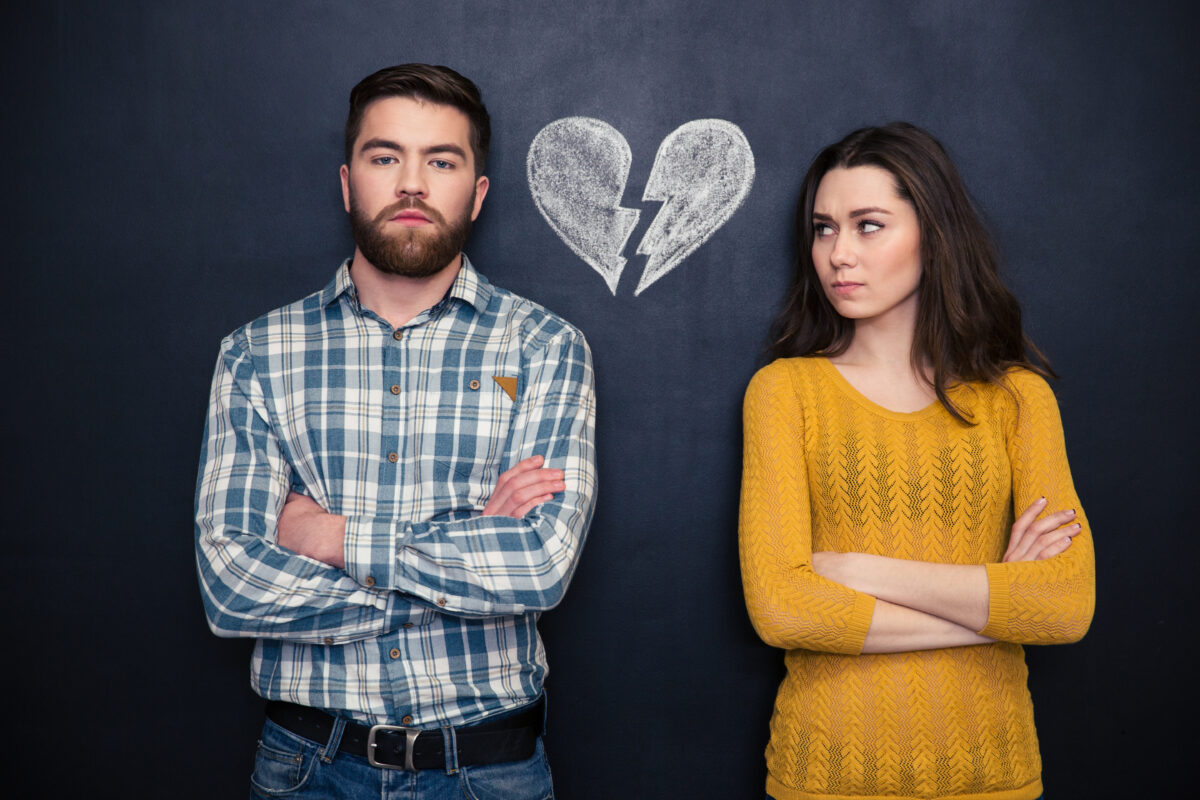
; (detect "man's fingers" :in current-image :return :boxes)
[496,455,546,486]
[507,477,565,507]
[512,494,555,519]
[483,456,566,517]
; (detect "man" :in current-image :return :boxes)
[195,64,596,798]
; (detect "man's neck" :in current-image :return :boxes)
[348,251,462,329]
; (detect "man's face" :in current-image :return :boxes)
[340,96,489,278]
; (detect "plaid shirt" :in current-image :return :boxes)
[195,256,596,727]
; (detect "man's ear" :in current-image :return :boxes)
[471,175,489,221]
[340,164,351,213]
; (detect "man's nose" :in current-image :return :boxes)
[396,163,427,198]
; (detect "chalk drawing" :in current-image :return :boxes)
[527,117,755,296]
[635,120,755,295]
[526,117,640,294]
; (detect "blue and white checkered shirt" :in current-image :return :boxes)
[195,256,596,727]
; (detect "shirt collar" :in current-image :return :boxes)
[320,254,493,315]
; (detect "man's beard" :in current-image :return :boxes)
[349,193,474,279]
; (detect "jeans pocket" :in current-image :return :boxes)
[249,720,317,797]
[460,738,554,800]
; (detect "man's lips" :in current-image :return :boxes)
[390,210,431,225]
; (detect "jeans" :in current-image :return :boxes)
[250,715,554,800]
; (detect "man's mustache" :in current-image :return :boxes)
[373,198,445,226]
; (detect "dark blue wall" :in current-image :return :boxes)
[4,1,1196,796]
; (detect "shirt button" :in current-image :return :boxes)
[390,384,401,395]
[324,637,334,646]
[387,452,399,463]
[468,379,480,390]
[364,576,376,588]
[389,648,401,659]
[402,622,414,629]
[392,330,403,341]
[401,715,414,725]
[436,597,447,607]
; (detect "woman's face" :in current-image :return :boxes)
[811,165,922,328]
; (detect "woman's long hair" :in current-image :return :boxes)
[768,122,1054,422]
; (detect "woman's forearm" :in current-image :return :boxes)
[814,552,990,633]
[861,597,993,653]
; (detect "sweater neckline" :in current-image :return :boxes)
[812,357,946,421]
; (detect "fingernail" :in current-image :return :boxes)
[1067,509,1076,517]
[1038,497,1047,504]
[1074,523,1082,530]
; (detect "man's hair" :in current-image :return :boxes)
[344,64,491,175]
[769,122,1054,423]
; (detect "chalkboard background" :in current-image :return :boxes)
[5,1,1197,797]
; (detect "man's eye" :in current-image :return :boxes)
[431,159,453,169]
[372,156,396,165]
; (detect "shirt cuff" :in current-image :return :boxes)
[978,562,1011,638]
[844,592,877,654]
[343,514,401,592]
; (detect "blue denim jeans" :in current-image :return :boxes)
[250,714,554,800]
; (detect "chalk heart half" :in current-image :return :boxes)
[527,117,754,296]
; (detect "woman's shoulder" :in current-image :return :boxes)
[996,366,1058,405]
[965,367,1060,432]
[747,356,826,396]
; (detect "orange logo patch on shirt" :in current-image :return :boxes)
[492,376,518,401]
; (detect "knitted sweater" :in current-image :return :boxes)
[739,357,1094,800]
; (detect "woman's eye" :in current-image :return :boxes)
[860,221,883,233]
[814,223,834,237]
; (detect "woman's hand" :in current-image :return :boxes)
[1003,497,1080,562]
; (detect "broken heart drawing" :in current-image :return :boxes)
[527,117,755,296]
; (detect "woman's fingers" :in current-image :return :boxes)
[1005,497,1048,560]
[1005,502,1079,563]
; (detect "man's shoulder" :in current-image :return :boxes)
[473,279,587,352]
[221,273,343,355]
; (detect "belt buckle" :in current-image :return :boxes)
[366,724,421,771]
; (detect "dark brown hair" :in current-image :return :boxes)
[769,122,1054,422]
[344,64,491,175]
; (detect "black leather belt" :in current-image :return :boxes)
[265,697,543,771]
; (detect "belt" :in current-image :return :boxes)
[265,697,543,772]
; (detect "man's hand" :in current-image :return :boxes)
[277,491,347,568]
[482,455,565,518]
[1003,497,1079,563]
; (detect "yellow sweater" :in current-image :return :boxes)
[740,357,1094,800]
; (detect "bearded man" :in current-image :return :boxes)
[195,64,596,799]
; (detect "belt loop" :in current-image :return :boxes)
[441,724,460,775]
[319,715,347,764]
[539,690,549,736]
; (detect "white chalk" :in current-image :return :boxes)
[635,120,755,295]
[527,117,641,295]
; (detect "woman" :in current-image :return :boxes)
[739,123,1094,800]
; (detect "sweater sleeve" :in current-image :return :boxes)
[979,370,1096,644]
[739,360,877,654]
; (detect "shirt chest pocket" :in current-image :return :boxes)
[424,373,521,504]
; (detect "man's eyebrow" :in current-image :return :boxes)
[357,139,467,160]
[358,137,402,153]
[424,143,467,159]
